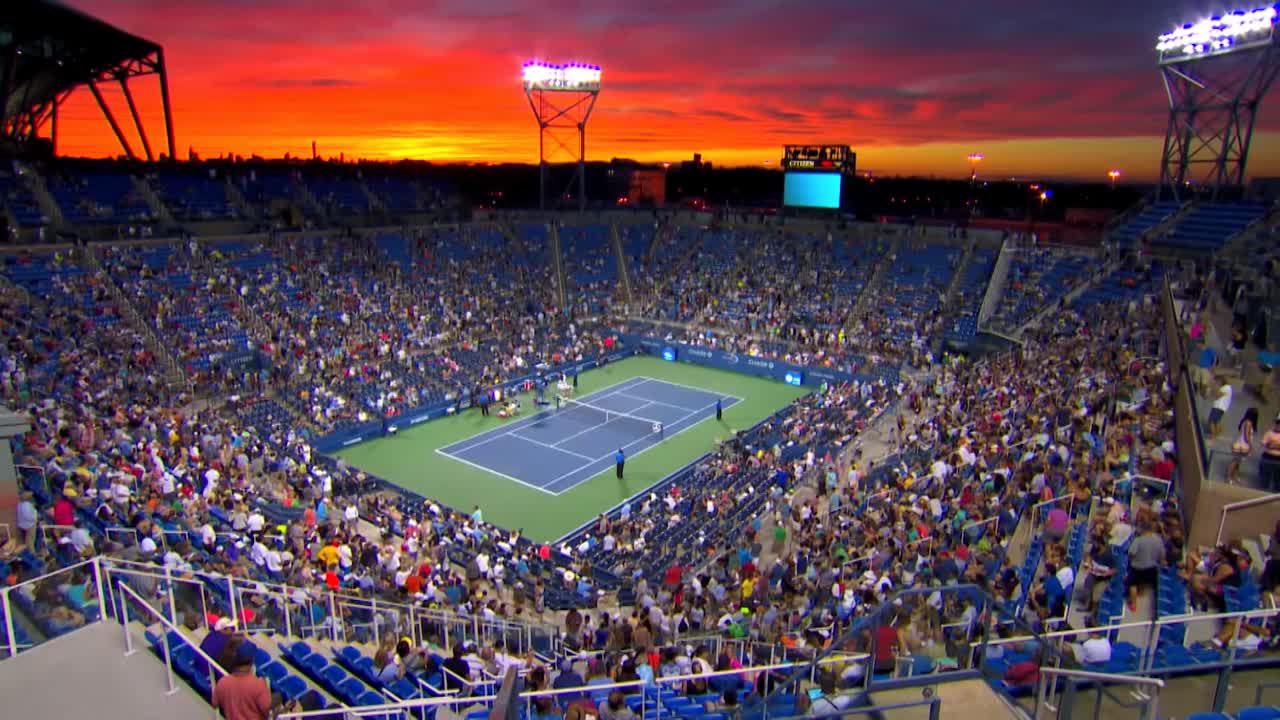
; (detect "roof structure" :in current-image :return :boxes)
[1,0,175,160]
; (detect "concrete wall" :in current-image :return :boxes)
[1189,484,1280,549]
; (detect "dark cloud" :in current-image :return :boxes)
[265,78,362,88]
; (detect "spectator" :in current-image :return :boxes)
[211,638,273,720]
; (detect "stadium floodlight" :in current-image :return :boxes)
[1156,5,1280,201]
[966,153,983,185]
[1156,7,1278,58]
[523,60,602,211]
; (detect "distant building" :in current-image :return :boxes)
[607,159,666,207]
[626,169,666,206]
[681,153,712,171]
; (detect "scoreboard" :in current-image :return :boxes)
[782,145,856,173]
[782,144,855,210]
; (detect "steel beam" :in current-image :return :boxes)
[118,75,154,162]
[88,79,137,160]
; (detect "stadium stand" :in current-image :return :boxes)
[1108,200,1183,248]
[987,249,1092,334]
[940,246,997,342]
[0,171,48,229]
[2,167,1280,720]
[1155,203,1269,252]
[48,172,153,224]
[152,172,238,221]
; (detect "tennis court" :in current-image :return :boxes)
[437,376,741,494]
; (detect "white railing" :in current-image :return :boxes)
[1030,493,1076,528]
[117,580,227,717]
[99,556,559,655]
[977,605,1280,676]
[275,653,870,720]
[1,557,106,658]
[1215,492,1280,546]
[1034,667,1164,720]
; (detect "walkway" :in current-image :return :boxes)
[0,621,211,720]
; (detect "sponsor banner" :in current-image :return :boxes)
[312,350,631,452]
[617,334,866,387]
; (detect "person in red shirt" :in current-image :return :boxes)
[1149,450,1176,482]
[1003,651,1042,686]
[663,563,684,588]
[52,488,77,526]
[873,621,899,673]
[212,638,273,720]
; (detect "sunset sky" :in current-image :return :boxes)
[52,0,1280,180]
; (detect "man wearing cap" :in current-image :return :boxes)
[211,638,272,720]
[197,617,237,678]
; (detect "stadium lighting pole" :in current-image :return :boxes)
[966,153,984,185]
[523,62,601,212]
[1156,7,1280,201]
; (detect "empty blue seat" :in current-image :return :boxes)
[301,652,329,676]
[275,675,307,702]
[1237,708,1280,720]
[283,641,313,663]
[260,660,289,685]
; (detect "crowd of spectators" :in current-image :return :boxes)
[1,224,1276,719]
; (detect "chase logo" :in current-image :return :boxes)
[747,358,775,370]
[686,348,714,359]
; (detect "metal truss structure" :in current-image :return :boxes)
[1158,10,1280,201]
[523,63,601,211]
[1,0,175,161]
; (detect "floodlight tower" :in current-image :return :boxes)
[1157,6,1280,201]
[523,61,601,211]
[966,152,984,184]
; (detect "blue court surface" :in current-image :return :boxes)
[436,376,741,495]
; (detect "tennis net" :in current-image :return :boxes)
[557,396,665,436]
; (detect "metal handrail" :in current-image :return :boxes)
[277,654,866,720]
[1035,666,1164,720]
[1039,667,1165,687]
[1215,492,1280,545]
[116,579,227,717]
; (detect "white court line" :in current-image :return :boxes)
[613,392,703,413]
[543,398,728,492]
[633,376,745,404]
[431,447,558,496]
[546,400,660,450]
[440,376,648,456]
[508,431,596,461]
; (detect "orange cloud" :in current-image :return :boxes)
[47,0,1280,180]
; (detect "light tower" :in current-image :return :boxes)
[522,61,601,212]
[1157,6,1280,201]
[966,153,984,184]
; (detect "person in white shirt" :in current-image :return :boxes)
[69,523,94,555]
[1071,632,1112,664]
[265,547,284,574]
[1055,565,1075,594]
[1209,381,1233,438]
[246,511,266,533]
